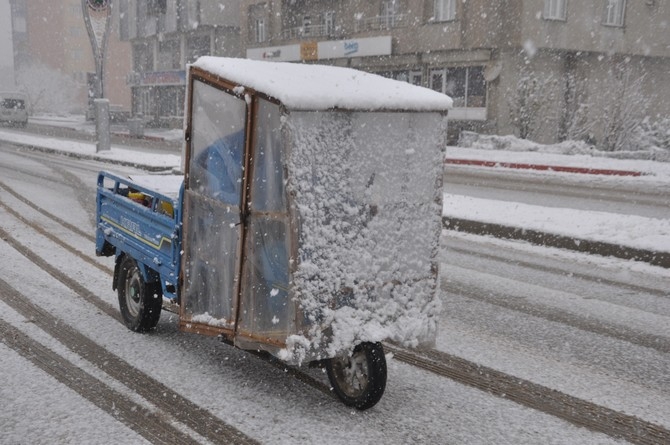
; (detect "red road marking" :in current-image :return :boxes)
[444,158,643,177]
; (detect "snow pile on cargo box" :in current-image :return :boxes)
[280,111,447,363]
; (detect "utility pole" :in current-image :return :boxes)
[82,0,112,152]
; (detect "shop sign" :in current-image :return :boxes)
[247,36,392,62]
[141,70,187,86]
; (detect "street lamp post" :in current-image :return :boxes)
[82,0,112,152]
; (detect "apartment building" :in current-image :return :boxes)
[241,0,670,145]
[9,0,131,114]
[119,1,669,146]
[118,0,240,126]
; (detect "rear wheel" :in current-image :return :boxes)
[326,342,387,410]
[117,256,162,332]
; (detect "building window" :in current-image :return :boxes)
[156,86,185,119]
[323,11,335,35]
[302,16,312,35]
[376,70,423,86]
[381,0,399,28]
[149,0,167,15]
[186,34,211,63]
[255,18,266,42]
[430,66,486,108]
[544,0,567,20]
[133,41,154,73]
[249,4,268,43]
[157,39,181,70]
[177,0,201,30]
[603,0,625,26]
[434,0,456,22]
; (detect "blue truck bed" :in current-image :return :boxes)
[95,171,183,301]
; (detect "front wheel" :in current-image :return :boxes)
[117,256,162,332]
[326,342,387,410]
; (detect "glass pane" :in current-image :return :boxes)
[182,191,241,323]
[467,66,486,107]
[183,80,247,327]
[446,67,466,107]
[430,69,444,93]
[239,99,292,338]
[238,217,291,338]
[188,81,246,205]
[250,100,286,212]
[186,34,211,63]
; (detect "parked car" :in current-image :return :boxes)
[0,92,29,127]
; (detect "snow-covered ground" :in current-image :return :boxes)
[444,142,670,254]
[1,128,668,443]
[0,127,181,170]
[28,113,185,143]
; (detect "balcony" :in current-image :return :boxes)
[354,14,408,33]
[280,24,339,41]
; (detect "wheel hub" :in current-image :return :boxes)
[333,349,369,398]
[125,269,142,317]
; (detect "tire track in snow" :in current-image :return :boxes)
[0,197,111,276]
[0,146,63,183]
[445,279,670,354]
[0,178,95,242]
[387,344,670,445]
[446,242,669,299]
[0,315,203,445]
[0,275,259,445]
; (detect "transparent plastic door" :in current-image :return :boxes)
[238,99,293,342]
[182,80,246,328]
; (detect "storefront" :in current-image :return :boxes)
[247,35,488,127]
[131,70,186,128]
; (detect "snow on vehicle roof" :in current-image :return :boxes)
[191,56,453,112]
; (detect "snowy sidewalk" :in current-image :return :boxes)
[0,129,181,171]
[443,146,670,266]
[447,146,670,179]
[443,194,670,267]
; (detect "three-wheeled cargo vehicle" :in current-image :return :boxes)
[96,57,451,410]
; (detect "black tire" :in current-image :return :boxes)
[117,256,162,332]
[326,342,387,410]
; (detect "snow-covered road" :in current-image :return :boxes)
[1,137,669,444]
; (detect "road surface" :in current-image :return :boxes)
[1,142,668,444]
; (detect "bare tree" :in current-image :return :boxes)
[507,63,558,140]
[15,62,80,114]
[559,69,595,143]
[630,116,670,152]
[600,61,648,152]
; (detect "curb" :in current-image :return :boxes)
[445,158,644,177]
[443,217,670,268]
[23,122,182,152]
[7,141,173,172]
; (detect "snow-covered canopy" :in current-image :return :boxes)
[191,56,453,112]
